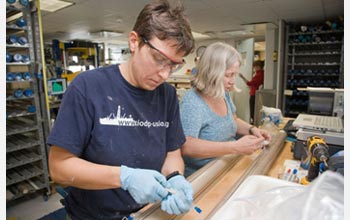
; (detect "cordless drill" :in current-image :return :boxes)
[301,136,329,185]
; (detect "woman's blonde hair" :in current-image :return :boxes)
[191,42,242,98]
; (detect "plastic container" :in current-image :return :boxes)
[259,106,283,125]
[260,116,280,141]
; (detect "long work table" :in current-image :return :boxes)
[134,126,295,220]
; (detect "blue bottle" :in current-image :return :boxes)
[16,17,27,27]
[14,89,24,98]
[7,0,16,4]
[14,72,23,81]
[6,73,14,81]
[7,35,18,44]
[27,105,36,113]
[13,53,23,62]
[6,53,13,63]
[23,72,31,80]
[17,36,28,45]
[23,88,33,97]
[19,0,29,7]
[21,54,30,62]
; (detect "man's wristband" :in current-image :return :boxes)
[249,126,256,135]
[166,171,181,180]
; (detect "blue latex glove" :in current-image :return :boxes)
[161,175,193,215]
[120,165,169,204]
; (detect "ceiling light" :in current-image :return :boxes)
[192,31,211,40]
[40,0,74,12]
[91,30,123,38]
[221,30,253,36]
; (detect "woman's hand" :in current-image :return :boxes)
[250,126,272,142]
[232,135,265,154]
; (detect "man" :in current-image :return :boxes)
[47,0,195,219]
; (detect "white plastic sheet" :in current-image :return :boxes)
[211,171,343,220]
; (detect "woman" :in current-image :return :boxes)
[179,42,271,177]
[239,60,264,124]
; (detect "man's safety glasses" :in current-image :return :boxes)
[142,37,185,73]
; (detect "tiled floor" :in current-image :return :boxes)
[7,192,63,220]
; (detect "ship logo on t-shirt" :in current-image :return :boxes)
[99,105,169,128]
[100,105,135,126]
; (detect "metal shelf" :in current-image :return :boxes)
[6,96,34,101]
[288,29,343,36]
[7,111,36,119]
[287,73,340,77]
[288,51,341,56]
[288,41,342,46]
[7,177,48,202]
[6,1,51,204]
[6,141,41,153]
[6,79,33,84]
[6,62,32,66]
[287,62,340,66]
[6,25,28,31]
[6,124,39,136]
[6,44,30,48]
[282,23,344,117]
[7,164,44,186]
[6,149,42,170]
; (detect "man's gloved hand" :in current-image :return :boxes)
[161,175,193,215]
[120,165,169,204]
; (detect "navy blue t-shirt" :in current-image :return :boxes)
[47,65,186,220]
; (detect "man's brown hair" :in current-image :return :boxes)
[133,0,195,56]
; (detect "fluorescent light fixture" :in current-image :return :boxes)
[40,0,74,12]
[222,30,253,36]
[192,31,211,40]
[90,30,123,38]
[98,31,123,38]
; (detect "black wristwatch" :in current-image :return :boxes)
[166,171,181,180]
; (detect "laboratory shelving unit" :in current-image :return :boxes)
[282,20,344,117]
[6,0,51,204]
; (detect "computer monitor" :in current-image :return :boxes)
[47,78,67,95]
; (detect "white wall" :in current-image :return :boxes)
[233,38,255,123]
[174,38,243,76]
[173,38,221,76]
[264,23,279,90]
